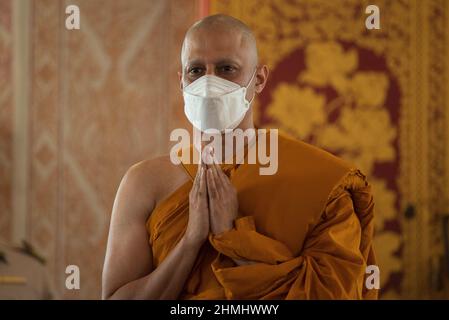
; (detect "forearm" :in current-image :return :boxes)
[107,237,202,300]
[232,258,256,266]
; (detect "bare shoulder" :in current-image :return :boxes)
[104,156,189,299]
[117,155,189,220]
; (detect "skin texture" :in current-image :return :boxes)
[102,14,269,300]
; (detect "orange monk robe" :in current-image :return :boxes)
[146,130,378,299]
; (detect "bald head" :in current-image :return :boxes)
[181,14,258,69]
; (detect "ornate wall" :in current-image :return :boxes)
[2,0,449,300]
[1,0,196,299]
[210,0,449,299]
[0,0,13,243]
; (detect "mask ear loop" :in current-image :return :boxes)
[245,68,258,105]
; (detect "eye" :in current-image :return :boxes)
[188,67,204,77]
[219,65,236,73]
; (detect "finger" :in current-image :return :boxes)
[195,150,203,180]
[192,165,201,193]
[213,159,230,190]
[198,166,207,199]
[191,177,199,199]
[209,153,223,191]
[201,162,207,181]
[210,162,225,194]
[205,145,215,170]
[207,168,219,200]
[211,152,223,178]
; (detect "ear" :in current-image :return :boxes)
[255,65,269,94]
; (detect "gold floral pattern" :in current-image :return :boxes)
[211,0,405,298]
[348,72,389,108]
[370,178,397,232]
[266,40,401,295]
[317,107,396,173]
[299,41,358,89]
[373,231,402,288]
[267,85,326,138]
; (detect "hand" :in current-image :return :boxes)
[206,158,239,235]
[184,162,209,247]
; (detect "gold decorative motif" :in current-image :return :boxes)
[373,232,402,288]
[211,0,449,298]
[370,178,396,232]
[267,85,326,138]
[211,0,405,297]
[317,107,396,174]
[299,41,358,89]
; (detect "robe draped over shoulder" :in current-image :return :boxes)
[146,130,378,299]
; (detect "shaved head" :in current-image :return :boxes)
[181,14,258,68]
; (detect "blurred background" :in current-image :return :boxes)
[1,0,449,299]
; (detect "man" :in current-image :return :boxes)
[102,14,378,300]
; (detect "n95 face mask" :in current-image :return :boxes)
[183,70,256,132]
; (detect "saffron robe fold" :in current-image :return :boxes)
[146,130,378,299]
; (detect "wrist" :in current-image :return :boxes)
[181,235,205,252]
[232,258,256,266]
[212,223,234,236]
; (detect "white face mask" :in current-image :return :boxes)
[183,69,257,132]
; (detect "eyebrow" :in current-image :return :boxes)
[185,58,242,68]
[215,59,241,67]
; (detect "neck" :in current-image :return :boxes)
[199,126,256,164]
[195,109,255,163]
